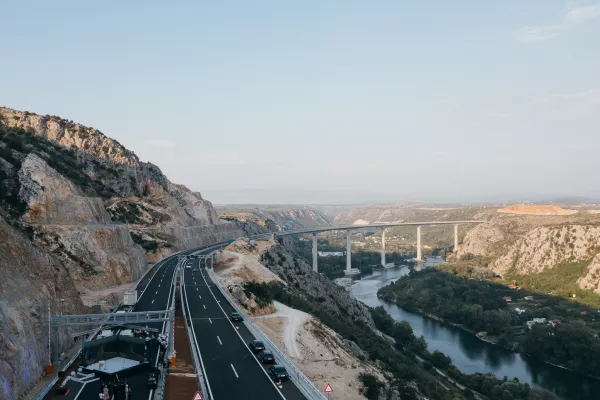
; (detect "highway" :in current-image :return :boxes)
[182,257,307,400]
[64,253,182,399]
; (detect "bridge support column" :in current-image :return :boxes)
[454,224,459,253]
[312,233,318,273]
[381,229,386,267]
[346,230,352,272]
[416,226,422,261]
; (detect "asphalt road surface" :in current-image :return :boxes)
[182,258,307,400]
[73,253,183,399]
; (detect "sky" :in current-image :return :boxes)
[1,0,599,204]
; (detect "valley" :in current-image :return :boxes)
[2,106,600,400]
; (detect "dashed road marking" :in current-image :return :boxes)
[217,336,222,345]
[203,305,206,309]
[231,364,239,378]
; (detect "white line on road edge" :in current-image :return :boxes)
[231,364,239,378]
[199,269,286,399]
[217,336,222,345]
[149,253,179,400]
[183,269,214,400]
[138,257,169,301]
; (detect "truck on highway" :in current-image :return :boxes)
[123,290,138,306]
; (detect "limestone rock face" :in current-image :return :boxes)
[13,154,148,290]
[0,106,242,264]
[33,224,147,290]
[0,217,84,398]
[457,222,505,259]
[18,153,111,225]
[456,213,600,293]
[578,254,600,293]
[1,107,138,166]
[492,225,600,276]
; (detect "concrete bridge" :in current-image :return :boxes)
[254,220,484,275]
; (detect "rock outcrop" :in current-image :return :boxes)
[492,225,600,276]
[0,217,85,398]
[456,213,600,293]
[1,105,241,267]
[15,153,148,289]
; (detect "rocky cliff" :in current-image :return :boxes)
[0,106,241,267]
[0,217,85,398]
[456,211,600,293]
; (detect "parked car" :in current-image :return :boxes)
[268,365,289,381]
[259,350,275,364]
[229,312,243,321]
[249,340,265,353]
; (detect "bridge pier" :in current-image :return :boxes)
[346,230,352,272]
[454,224,459,253]
[416,226,422,261]
[381,229,386,267]
[312,233,318,272]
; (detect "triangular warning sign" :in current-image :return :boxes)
[192,392,203,400]
[324,383,334,393]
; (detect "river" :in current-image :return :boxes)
[348,258,600,400]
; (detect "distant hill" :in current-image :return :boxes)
[218,205,332,233]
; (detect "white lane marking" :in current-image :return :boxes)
[182,266,215,400]
[200,269,286,399]
[155,291,158,295]
[196,288,198,291]
[209,318,212,324]
[199,295,201,299]
[203,305,206,309]
[152,300,155,304]
[217,336,222,345]
[231,364,239,378]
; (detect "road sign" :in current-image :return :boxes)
[324,383,333,393]
[192,392,203,400]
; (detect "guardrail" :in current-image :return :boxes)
[31,248,190,400]
[206,267,326,400]
[181,267,212,400]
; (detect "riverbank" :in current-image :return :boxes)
[378,268,600,382]
[349,266,600,400]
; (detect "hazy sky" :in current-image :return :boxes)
[2,1,599,204]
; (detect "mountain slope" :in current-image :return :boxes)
[0,106,244,398]
[456,210,600,296]
[0,106,241,269]
[0,216,85,398]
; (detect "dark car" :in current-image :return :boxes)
[268,365,289,381]
[229,312,243,321]
[259,350,275,364]
[248,340,265,353]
